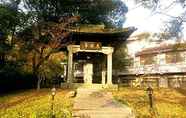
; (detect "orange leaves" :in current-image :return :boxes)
[49,52,66,62]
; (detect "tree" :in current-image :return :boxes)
[163,11,186,39]
[18,16,80,90]
[0,1,38,92]
[0,1,20,64]
[0,0,30,63]
[23,0,128,28]
[112,42,131,70]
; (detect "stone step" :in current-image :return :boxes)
[73,88,135,118]
[73,109,135,118]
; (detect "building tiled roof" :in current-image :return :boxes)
[65,25,136,35]
[135,43,186,56]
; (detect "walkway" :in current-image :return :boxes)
[72,88,135,118]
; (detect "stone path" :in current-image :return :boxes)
[72,88,135,118]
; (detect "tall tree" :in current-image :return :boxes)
[23,0,128,28]
[18,16,80,90]
[0,0,22,64]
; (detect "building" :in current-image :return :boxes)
[62,25,135,88]
[122,33,186,88]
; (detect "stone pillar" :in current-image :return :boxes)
[64,64,67,81]
[159,76,168,88]
[83,63,93,84]
[67,47,73,84]
[102,70,106,85]
[107,53,112,85]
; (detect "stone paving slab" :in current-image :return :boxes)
[72,88,135,118]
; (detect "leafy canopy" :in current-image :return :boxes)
[23,0,128,28]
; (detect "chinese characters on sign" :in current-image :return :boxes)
[80,41,102,50]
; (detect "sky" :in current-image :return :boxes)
[122,0,186,38]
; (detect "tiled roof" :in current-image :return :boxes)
[135,43,186,56]
[65,25,136,34]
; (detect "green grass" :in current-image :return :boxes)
[112,88,186,118]
[0,89,73,118]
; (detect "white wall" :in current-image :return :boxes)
[126,32,186,74]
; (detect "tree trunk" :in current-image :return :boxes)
[32,52,41,90]
[0,53,5,65]
[37,77,42,91]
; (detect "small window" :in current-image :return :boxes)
[166,52,184,63]
[140,54,156,65]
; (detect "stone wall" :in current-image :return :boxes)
[119,75,186,88]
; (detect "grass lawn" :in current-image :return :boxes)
[112,88,186,118]
[0,89,73,118]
